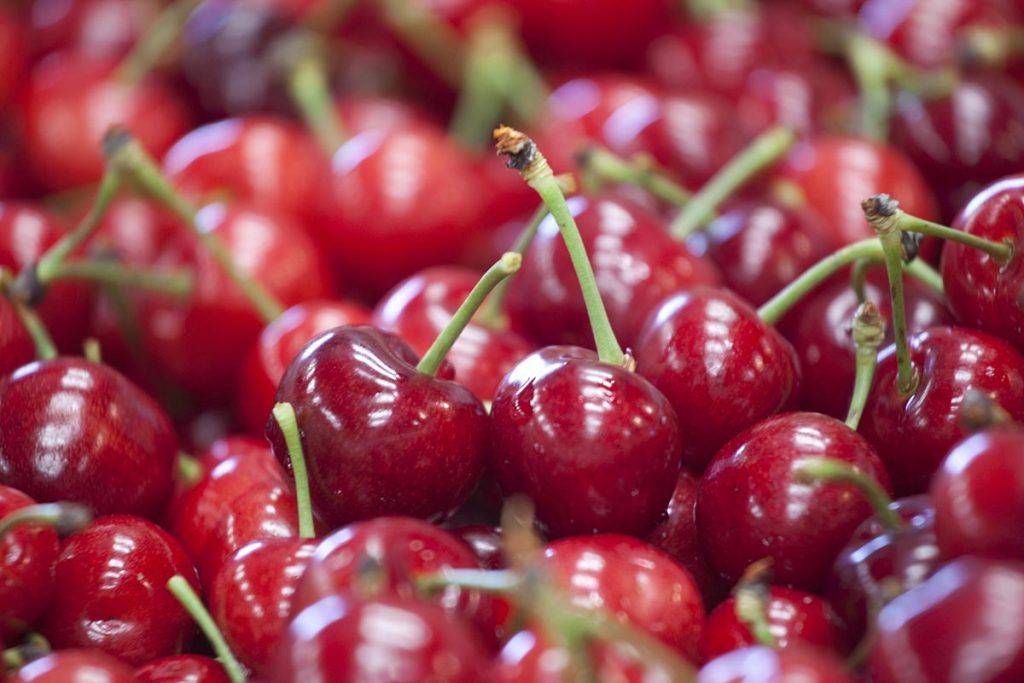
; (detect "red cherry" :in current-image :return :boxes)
[0,297,34,378]
[735,63,856,138]
[697,645,855,683]
[451,524,504,570]
[634,287,800,470]
[0,6,26,111]
[697,412,891,590]
[0,486,60,635]
[40,515,199,665]
[7,649,135,683]
[133,656,230,683]
[860,326,1024,495]
[0,359,176,518]
[28,0,156,60]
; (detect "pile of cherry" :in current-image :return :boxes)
[3,0,1024,681]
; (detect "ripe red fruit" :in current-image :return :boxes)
[133,656,230,683]
[0,485,60,636]
[7,649,135,683]
[0,297,34,378]
[698,645,855,683]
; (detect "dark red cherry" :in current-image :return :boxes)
[542,534,705,661]
[932,426,1024,560]
[0,297,33,379]
[19,54,191,191]
[373,266,535,401]
[0,485,60,636]
[698,645,855,683]
[0,6,26,111]
[490,345,682,538]
[697,412,891,590]
[28,0,156,60]
[0,359,176,518]
[702,586,846,661]
[779,266,952,419]
[90,197,178,267]
[451,524,504,570]
[860,326,1024,495]
[635,286,800,471]
[869,557,1024,683]
[210,538,315,675]
[735,63,857,138]
[40,515,198,665]
[235,299,371,434]
[274,594,488,683]
[8,649,135,683]
[267,326,487,527]
[133,656,230,683]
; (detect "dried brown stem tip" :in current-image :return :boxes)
[862,194,901,234]
[900,231,924,263]
[493,125,537,172]
[852,301,885,349]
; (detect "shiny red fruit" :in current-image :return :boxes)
[698,645,855,683]
[0,297,33,378]
[8,649,135,683]
[0,6,26,111]
[133,656,230,683]
[0,485,59,635]
[28,0,156,60]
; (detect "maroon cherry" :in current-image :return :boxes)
[697,412,891,590]
[634,286,800,470]
[932,426,1024,560]
[0,297,34,378]
[697,645,855,683]
[0,6,26,111]
[0,486,60,636]
[27,0,156,60]
[734,62,856,138]
[0,358,177,518]
[133,656,230,683]
[40,515,199,665]
[451,524,504,570]
[7,649,135,683]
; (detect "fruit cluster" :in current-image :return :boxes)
[1,0,1024,681]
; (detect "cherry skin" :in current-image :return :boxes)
[27,0,157,60]
[860,326,1024,495]
[734,62,857,138]
[372,266,535,401]
[504,193,720,349]
[634,286,800,471]
[701,586,846,661]
[266,326,488,527]
[490,345,682,538]
[234,299,372,435]
[932,426,1024,560]
[0,485,60,636]
[133,656,230,683]
[542,534,705,661]
[869,557,1024,683]
[451,524,504,570]
[0,358,177,518]
[697,412,891,591]
[7,649,135,683]
[40,515,199,665]
[0,6,26,111]
[0,297,34,379]
[697,645,855,683]
[273,594,488,683]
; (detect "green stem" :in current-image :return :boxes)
[48,261,193,298]
[417,252,522,375]
[177,452,203,488]
[846,302,884,431]
[494,126,627,366]
[417,568,522,595]
[375,0,465,88]
[669,126,796,240]
[107,130,284,323]
[0,503,92,540]
[272,402,315,539]
[870,198,1013,263]
[846,32,894,141]
[116,0,204,85]
[905,258,944,296]
[83,338,102,364]
[578,147,691,207]
[850,258,871,303]
[166,576,247,683]
[792,457,901,531]
[477,202,548,329]
[2,635,50,671]
[289,55,347,155]
[12,301,57,361]
[734,585,777,648]
[449,16,518,149]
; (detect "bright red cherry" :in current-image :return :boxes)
[0,358,176,518]
[0,297,33,378]
[860,326,1024,495]
[0,485,60,636]
[28,0,156,60]
[698,645,855,683]
[932,426,1024,560]
[7,649,135,683]
[40,515,199,665]
[451,524,504,570]
[697,412,891,590]
[133,656,230,683]
[735,63,857,138]
[0,6,26,111]
[634,286,800,471]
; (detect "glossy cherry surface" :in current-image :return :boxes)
[490,345,681,538]
[542,534,705,661]
[0,297,34,378]
[0,6,25,111]
[697,645,855,683]
[133,656,230,683]
[451,524,504,570]
[27,0,154,60]
[635,286,800,470]
[0,358,177,518]
[7,649,135,683]
[0,485,59,635]
[697,412,891,590]
[40,515,199,665]
[860,326,1024,495]
[734,62,856,138]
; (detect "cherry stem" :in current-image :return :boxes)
[846,32,894,141]
[375,0,465,88]
[687,0,754,20]
[960,389,1013,432]
[272,402,315,539]
[960,25,1024,69]
[289,53,347,156]
[106,128,285,323]
[669,126,796,240]
[850,258,871,303]
[83,338,102,364]
[792,457,901,531]
[12,301,57,361]
[734,559,777,649]
[500,494,542,568]
[494,126,627,366]
[846,301,884,431]
[2,635,50,671]
[0,503,92,540]
[417,568,522,594]
[48,260,193,299]
[577,147,691,207]
[116,0,204,85]
[477,203,548,329]
[166,576,247,683]
[416,252,522,376]
[177,452,203,488]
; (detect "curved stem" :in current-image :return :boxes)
[850,258,871,303]
[0,503,92,540]
[494,126,627,366]
[272,402,315,539]
[417,568,522,595]
[289,55,347,156]
[12,302,57,361]
[846,302,884,431]
[792,457,901,531]
[116,0,203,85]
[417,252,522,376]
[49,261,193,298]
[669,126,796,240]
[846,32,895,141]
[904,258,944,296]
[734,560,777,649]
[450,14,518,149]
[375,0,465,88]
[477,203,548,329]
[166,576,247,683]
[578,147,691,207]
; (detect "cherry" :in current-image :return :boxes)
[0,358,177,518]
[697,645,855,683]
[931,426,1024,560]
[634,286,800,471]
[0,297,34,378]
[273,594,488,682]
[541,534,705,661]
[7,649,135,683]
[452,524,504,570]
[0,6,26,112]
[869,557,1024,683]
[735,62,857,138]
[860,326,1024,495]
[40,515,199,665]
[210,538,316,675]
[28,0,157,60]
[697,412,891,590]
[0,486,60,636]
[133,656,230,683]
[234,299,371,434]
